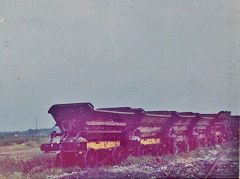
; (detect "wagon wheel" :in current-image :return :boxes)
[55,153,63,167]
[157,144,163,156]
[112,146,127,164]
[97,150,110,165]
[203,138,207,147]
[82,149,98,168]
[58,153,69,168]
[206,137,211,147]
[134,144,141,157]
[152,144,158,156]
[196,138,200,148]
[217,136,223,144]
[185,139,190,152]
[212,136,217,145]
[140,145,146,156]
[173,141,179,154]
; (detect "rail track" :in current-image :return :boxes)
[204,142,239,178]
[163,140,239,178]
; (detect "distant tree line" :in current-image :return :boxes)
[0,128,51,137]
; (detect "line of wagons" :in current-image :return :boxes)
[40,103,239,167]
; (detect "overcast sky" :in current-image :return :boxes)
[0,0,239,131]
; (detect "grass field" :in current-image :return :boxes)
[0,136,65,179]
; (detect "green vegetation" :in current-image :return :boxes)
[0,128,51,137]
[0,136,48,146]
[0,128,51,146]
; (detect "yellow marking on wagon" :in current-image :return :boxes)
[216,131,221,136]
[140,138,160,145]
[87,141,120,150]
[86,121,126,126]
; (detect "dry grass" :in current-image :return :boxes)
[0,136,48,146]
[0,136,66,179]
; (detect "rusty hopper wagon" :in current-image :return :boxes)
[40,103,239,167]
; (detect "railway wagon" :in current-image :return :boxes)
[43,103,129,167]
[40,103,237,167]
[168,112,199,153]
[143,111,198,154]
[229,115,240,140]
[138,111,175,156]
[198,111,233,146]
